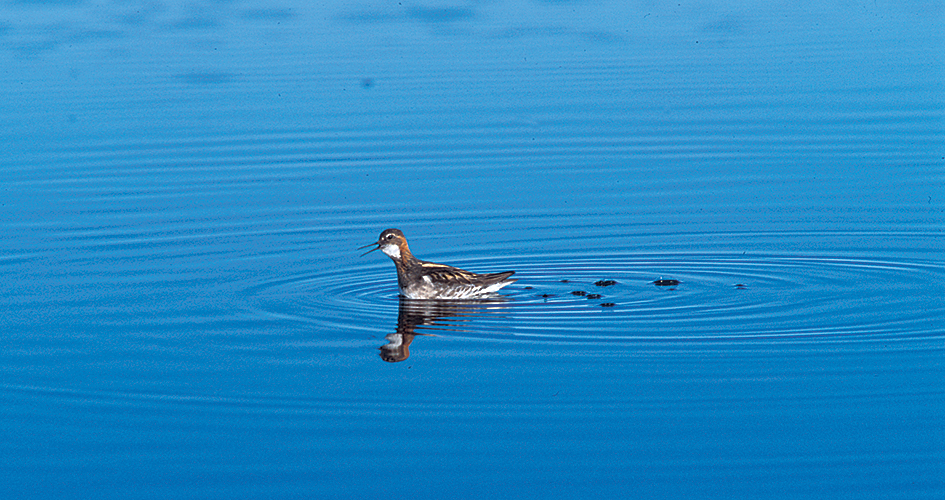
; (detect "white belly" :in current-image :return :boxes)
[400,278,511,299]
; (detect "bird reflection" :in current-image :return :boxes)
[380,297,510,362]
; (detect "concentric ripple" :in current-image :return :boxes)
[248,252,945,345]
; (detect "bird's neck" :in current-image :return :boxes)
[386,243,417,266]
[398,244,417,265]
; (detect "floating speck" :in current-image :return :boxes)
[594,280,617,287]
[586,294,602,299]
[570,290,587,296]
[653,279,680,287]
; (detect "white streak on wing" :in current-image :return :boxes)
[449,286,475,299]
[446,280,512,299]
[480,281,512,294]
[422,275,432,284]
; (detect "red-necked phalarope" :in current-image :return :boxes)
[359,228,516,299]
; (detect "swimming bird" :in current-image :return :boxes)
[359,228,516,299]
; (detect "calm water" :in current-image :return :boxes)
[2,1,943,498]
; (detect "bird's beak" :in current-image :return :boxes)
[358,242,380,257]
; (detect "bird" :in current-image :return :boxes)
[359,228,516,299]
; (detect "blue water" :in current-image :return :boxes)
[1,1,943,498]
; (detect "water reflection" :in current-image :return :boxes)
[380,297,511,362]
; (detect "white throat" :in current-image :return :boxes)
[381,244,401,259]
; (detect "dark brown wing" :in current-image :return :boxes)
[419,261,515,286]
[475,271,516,284]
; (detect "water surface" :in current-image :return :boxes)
[1,1,943,498]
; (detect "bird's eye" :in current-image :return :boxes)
[385,234,393,240]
